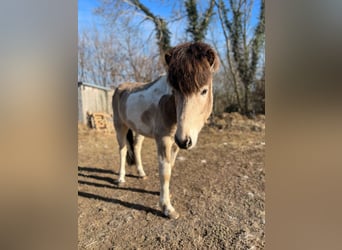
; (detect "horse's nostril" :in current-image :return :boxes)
[186,137,192,148]
[175,136,192,149]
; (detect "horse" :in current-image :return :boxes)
[112,42,219,219]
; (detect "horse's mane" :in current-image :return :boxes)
[165,42,219,96]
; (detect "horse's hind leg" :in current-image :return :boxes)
[115,125,128,184]
[134,134,147,179]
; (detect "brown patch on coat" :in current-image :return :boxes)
[113,88,130,126]
[158,94,177,128]
[112,88,125,130]
[165,42,219,96]
[141,104,158,127]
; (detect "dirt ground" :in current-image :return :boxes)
[78,113,265,249]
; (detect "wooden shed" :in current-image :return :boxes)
[78,82,115,124]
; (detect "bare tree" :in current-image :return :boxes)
[216,0,265,116]
[97,0,218,66]
[78,27,124,86]
[185,0,215,42]
[78,32,87,82]
[119,22,164,82]
[78,21,163,87]
[89,27,119,87]
[96,0,172,67]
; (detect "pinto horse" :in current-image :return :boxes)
[112,42,219,219]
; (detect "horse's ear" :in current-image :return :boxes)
[165,49,172,66]
[206,49,220,72]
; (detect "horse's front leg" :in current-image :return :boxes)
[171,143,179,169]
[156,136,180,219]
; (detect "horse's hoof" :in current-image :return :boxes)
[163,207,180,219]
[114,179,125,186]
[118,180,126,187]
[139,175,148,180]
[168,210,180,220]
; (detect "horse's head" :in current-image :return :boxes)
[165,42,219,150]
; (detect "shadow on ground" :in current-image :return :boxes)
[78,166,162,217]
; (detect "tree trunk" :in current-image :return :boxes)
[244,82,249,115]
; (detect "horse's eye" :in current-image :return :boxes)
[201,89,208,96]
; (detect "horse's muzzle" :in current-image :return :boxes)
[175,136,192,149]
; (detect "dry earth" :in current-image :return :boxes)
[78,113,265,249]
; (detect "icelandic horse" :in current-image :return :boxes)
[112,42,219,219]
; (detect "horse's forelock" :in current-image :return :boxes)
[167,42,215,96]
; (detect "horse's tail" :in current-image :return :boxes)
[126,129,136,166]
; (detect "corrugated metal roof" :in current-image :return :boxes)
[78,81,113,91]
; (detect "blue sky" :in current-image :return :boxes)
[78,0,179,33]
[78,0,101,32]
[78,0,261,42]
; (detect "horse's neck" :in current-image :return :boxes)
[145,75,172,100]
[155,75,170,92]
[125,75,172,110]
